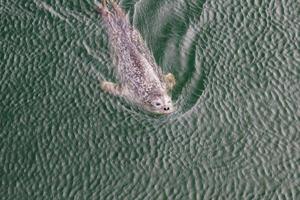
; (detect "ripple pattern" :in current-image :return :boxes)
[1,0,299,199]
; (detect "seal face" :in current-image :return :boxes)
[99,1,176,114]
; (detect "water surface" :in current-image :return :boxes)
[1,0,299,199]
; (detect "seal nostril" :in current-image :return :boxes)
[164,107,170,111]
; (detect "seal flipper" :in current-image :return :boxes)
[97,0,110,17]
[101,81,124,96]
[164,73,176,91]
[99,0,125,17]
[111,2,126,17]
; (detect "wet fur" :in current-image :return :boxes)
[98,1,175,113]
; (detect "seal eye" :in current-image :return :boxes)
[155,102,161,106]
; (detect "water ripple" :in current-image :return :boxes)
[1,0,299,199]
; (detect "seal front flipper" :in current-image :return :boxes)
[164,73,176,91]
[101,81,124,96]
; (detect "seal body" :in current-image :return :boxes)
[99,2,175,114]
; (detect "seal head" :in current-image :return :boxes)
[142,90,174,114]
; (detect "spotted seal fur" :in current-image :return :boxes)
[98,0,176,114]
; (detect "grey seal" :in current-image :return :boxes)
[98,1,176,114]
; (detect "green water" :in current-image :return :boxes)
[1,0,299,199]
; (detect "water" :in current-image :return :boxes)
[1,0,299,199]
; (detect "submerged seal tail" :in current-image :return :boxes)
[98,0,128,24]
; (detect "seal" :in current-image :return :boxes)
[98,0,176,114]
